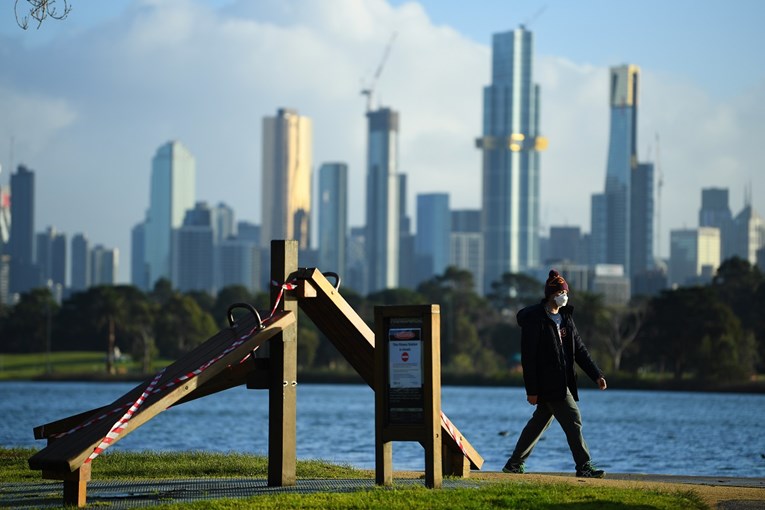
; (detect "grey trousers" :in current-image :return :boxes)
[508,389,592,470]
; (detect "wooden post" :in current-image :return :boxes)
[43,463,91,508]
[268,240,298,487]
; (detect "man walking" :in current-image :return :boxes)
[503,270,608,477]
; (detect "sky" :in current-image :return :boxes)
[1,0,763,284]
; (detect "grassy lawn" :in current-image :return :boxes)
[1,448,707,509]
[0,351,171,380]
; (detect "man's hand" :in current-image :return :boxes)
[597,377,608,390]
[527,395,538,405]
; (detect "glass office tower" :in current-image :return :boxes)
[365,107,400,292]
[477,26,546,290]
[144,141,196,288]
[318,162,348,276]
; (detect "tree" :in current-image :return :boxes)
[155,294,217,359]
[0,288,58,353]
[486,272,541,318]
[15,0,71,30]
[601,303,646,372]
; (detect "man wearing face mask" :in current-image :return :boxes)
[502,270,608,478]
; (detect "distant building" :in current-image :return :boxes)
[71,233,90,292]
[731,204,765,266]
[630,162,654,279]
[218,238,261,293]
[699,187,733,261]
[450,210,484,294]
[591,264,630,306]
[318,162,348,276]
[261,108,312,250]
[477,26,547,289]
[130,222,148,291]
[173,202,214,294]
[91,245,118,286]
[548,226,583,265]
[36,227,66,288]
[145,141,196,288]
[9,165,39,294]
[669,227,721,287]
[416,193,450,280]
[213,202,236,244]
[365,107,400,292]
[346,226,367,295]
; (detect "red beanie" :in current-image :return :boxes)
[545,270,569,298]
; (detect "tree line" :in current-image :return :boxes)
[0,257,762,384]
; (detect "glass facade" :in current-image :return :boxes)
[415,193,450,278]
[145,141,196,288]
[261,108,313,250]
[365,107,399,292]
[318,162,348,276]
[478,27,544,291]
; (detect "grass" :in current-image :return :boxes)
[0,351,171,380]
[1,448,707,509]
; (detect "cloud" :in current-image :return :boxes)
[0,0,762,283]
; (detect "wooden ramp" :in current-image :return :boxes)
[29,311,294,476]
[295,267,484,474]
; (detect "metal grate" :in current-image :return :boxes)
[0,477,483,509]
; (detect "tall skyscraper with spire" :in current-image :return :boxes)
[476,26,546,289]
[365,107,400,292]
[592,64,655,284]
[144,141,196,288]
[9,164,38,294]
[604,64,639,272]
[261,108,313,251]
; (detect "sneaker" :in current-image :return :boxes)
[576,461,605,478]
[502,461,526,474]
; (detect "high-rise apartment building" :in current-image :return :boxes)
[318,162,348,275]
[130,222,148,290]
[732,203,765,265]
[9,165,38,294]
[71,233,90,292]
[415,193,450,279]
[477,26,547,290]
[365,107,400,292]
[144,141,196,288]
[261,108,312,250]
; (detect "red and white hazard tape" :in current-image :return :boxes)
[67,282,299,459]
[440,410,468,457]
[85,367,166,463]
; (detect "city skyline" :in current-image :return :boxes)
[1,0,763,283]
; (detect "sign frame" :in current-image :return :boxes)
[374,304,442,488]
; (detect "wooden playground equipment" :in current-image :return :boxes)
[28,240,484,507]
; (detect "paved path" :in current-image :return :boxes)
[1,473,763,509]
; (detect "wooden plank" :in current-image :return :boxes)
[28,311,294,473]
[296,267,484,471]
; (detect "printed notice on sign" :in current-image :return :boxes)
[387,326,424,424]
[388,331,422,388]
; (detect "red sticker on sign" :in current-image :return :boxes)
[401,351,409,362]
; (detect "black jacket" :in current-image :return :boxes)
[516,301,603,403]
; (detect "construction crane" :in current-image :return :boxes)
[361,31,397,112]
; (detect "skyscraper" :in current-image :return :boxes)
[416,193,450,279]
[669,228,721,287]
[604,64,639,271]
[365,107,400,292]
[699,187,733,260]
[130,222,147,290]
[173,202,214,294]
[630,161,654,278]
[318,162,348,275]
[71,233,90,292]
[9,165,38,294]
[91,245,118,286]
[477,26,547,290]
[144,141,196,288]
[261,108,312,250]
[36,226,66,288]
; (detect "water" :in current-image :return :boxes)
[1,381,764,477]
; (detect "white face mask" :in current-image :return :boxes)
[554,293,568,307]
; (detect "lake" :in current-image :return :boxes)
[1,381,764,477]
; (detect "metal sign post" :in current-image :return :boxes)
[374,304,442,488]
